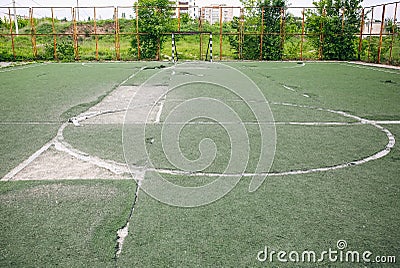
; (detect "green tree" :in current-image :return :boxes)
[229,0,286,60]
[131,0,173,60]
[260,0,286,60]
[386,19,398,34]
[306,0,363,60]
[284,16,303,59]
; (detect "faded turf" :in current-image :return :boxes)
[0,62,399,267]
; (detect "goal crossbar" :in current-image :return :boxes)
[171,31,213,63]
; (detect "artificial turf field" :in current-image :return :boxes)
[0,61,399,267]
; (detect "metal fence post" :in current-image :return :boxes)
[341,8,345,32]
[177,6,181,32]
[280,7,286,60]
[219,6,223,61]
[199,9,203,60]
[358,8,365,61]
[318,9,326,60]
[389,3,398,63]
[260,7,264,61]
[72,8,79,60]
[51,8,58,60]
[8,8,16,60]
[239,8,244,60]
[114,7,121,61]
[94,7,99,61]
[367,7,374,62]
[136,4,141,60]
[300,8,305,61]
[377,4,386,64]
[29,8,38,59]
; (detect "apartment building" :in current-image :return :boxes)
[201,4,234,24]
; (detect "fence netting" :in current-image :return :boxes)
[0,2,399,65]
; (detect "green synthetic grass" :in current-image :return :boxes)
[0,125,59,178]
[64,124,125,164]
[0,62,399,267]
[61,62,399,175]
[0,62,154,177]
[123,63,173,86]
[270,104,357,122]
[229,62,400,120]
[64,123,387,175]
[117,63,399,267]
[119,132,400,266]
[0,180,136,267]
[0,63,142,122]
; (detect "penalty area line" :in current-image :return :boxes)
[345,62,400,75]
[0,63,47,73]
[372,120,400,125]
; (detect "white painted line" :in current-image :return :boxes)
[282,85,310,98]
[282,85,296,92]
[283,122,360,126]
[173,67,211,70]
[1,140,54,181]
[54,138,130,175]
[154,95,166,124]
[2,59,398,183]
[372,120,400,125]
[1,66,146,181]
[120,66,147,86]
[345,62,400,74]
[148,121,361,126]
[0,122,59,125]
[236,62,306,70]
[0,63,46,73]
[53,122,130,175]
[6,100,395,181]
[145,104,396,178]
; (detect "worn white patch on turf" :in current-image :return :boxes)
[1,68,147,181]
[1,61,398,182]
[2,141,54,181]
[2,101,397,181]
[116,222,129,257]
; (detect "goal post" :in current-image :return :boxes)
[172,33,177,63]
[205,33,213,63]
[171,31,213,63]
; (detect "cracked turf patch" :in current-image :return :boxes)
[11,146,131,181]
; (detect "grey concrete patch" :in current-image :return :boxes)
[2,62,397,183]
[12,146,130,181]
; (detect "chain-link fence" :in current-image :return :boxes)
[0,2,399,65]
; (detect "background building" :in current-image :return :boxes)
[201,4,233,24]
[175,0,198,18]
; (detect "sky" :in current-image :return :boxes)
[0,0,396,19]
[200,0,394,7]
[0,0,394,8]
